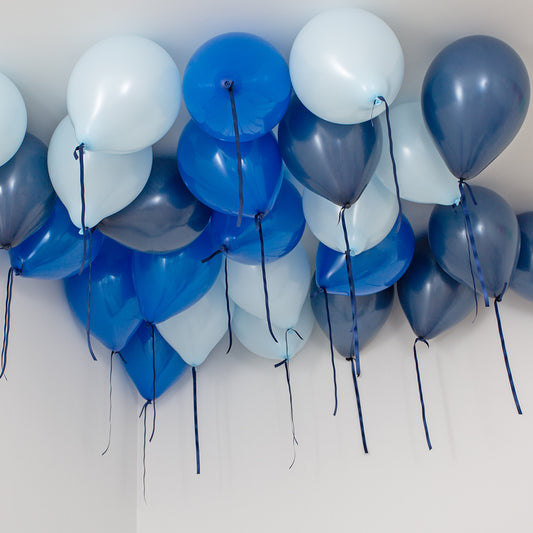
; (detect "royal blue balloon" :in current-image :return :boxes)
[64,238,143,351]
[10,200,104,279]
[120,323,188,401]
[177,121,283,218]
[316,215,415,296]
[132,227,222,324]
[422,35,530,179]
[183,32,291,142]
[209,179,305,264]
[511,212,533,301]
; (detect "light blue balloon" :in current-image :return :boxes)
[0,72,27,167]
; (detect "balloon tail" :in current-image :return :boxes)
[348,356,368,454]
[85,230,97,361]
[192,366,200,474]
[323,288,338,416]
[413,338,432,450]
[73,143,89,274]
[223,256,233,354]
[139,399,154,504]
[0,266,18,381]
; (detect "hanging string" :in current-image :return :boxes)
[223,255,233,354]
[494,291,522,414]
[148,323,157,441]
[0,266,19,381]
[462,210,479,320]
[85,229,97,361]
[458,179,490,307]
[322,288,338,416]
[255,213,278,343]
[224,80,244,227]
[139,399,154,503]
[192,366,200,474]
[413,337,432,450]
[73,143,89,273]
[348,356,368,454]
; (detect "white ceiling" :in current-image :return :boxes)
[3,0,533,211]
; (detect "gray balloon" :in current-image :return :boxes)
[98,158,211,253]
[0,133,56,249]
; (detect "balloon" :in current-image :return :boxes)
[157,276,233,367]
[316,215,415,296]
[227,243,311,329]
[0,73,27,167]
[183,32,291,141]
[289,7,404,124]
[303,176,398,255]
[209,179,305,264]
[64,238,143,351]
[511,212,533,301]
[278,96,382,206]
[9,200,104,279]
[67,35,181,154]
[422,35,530,179]
[132,227,221,324]
[311,282,394,357]
[98,158,211,254]
[233,299,314,361]
[0,134,56,249]
[375,102,460,205]
[48,116,153,229]
[120,324,188,401]
[177,121,283,217]
[397,237,475,339]
[428,186,520,299]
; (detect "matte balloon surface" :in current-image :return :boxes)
[0,73,27,167]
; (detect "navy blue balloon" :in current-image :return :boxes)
[183,32,291,142]
[10,200,104,279]
[177,121,283,218]
[511,212,533,301]
[120,323,188,401]
[316,215,415,296]
[278,96,382,206]
[133,227,222,324]
[209,179,305,264]
[422,35,530,179]
[428,186,520,298]
[397,237,475,339]
[64,238,143,351]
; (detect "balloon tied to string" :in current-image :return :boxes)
[413,337,432,450]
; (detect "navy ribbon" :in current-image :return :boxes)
[139,398,155,503]
[148,323,157,440]
[85,229,97,361]
[413,337,432,450]
[192,366,200,474]
[0,266,20,380]
[73,143,89,274]
[322,288,338,416]
[348,356,368,454]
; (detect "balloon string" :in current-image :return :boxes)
[413,337,432,450]
[458,180,489,307]
[201,246,224,264]
[0,266,19,381]
[348,356,368,454]
[255,213,278,343]
[139,399,154,504]
[494,293,522,414]
[73,143,89,274]
[462,210,479,320]
[192,366,200,474]
[323,288,338,416]
[223,256,233,354]
[85,230,97,361]
[224,80,244,227]
[340,207,360,375]
[149,323,157,441]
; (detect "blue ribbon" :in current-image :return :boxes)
[0,266,20,380]
[322,288,338,416]
[139,398,155,503]
[85,230,97,361]
[413,337,432,450]
[192,365,200,474]
[348,356,368,454]
[73,143,89,274]
[148,323,157,441]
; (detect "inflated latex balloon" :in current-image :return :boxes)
[316,215,415,296]
[48,116,152,229]
[10,200,104,279]
[183,32,291,141]
[227,243,311,329]
[67,35,181,153]
[375,102,460,205]
[0,134,56,249]
[178,121,283,217]
[98,158,211,253]
[0,73,27,167]
[511,212,533,301]
[422,35,530,179]
[428,186,520,298]
[397,238,475,339]
[289,7,404,124]
[278,96,382,206]
[303,176,397,255]
[157,276,233,367]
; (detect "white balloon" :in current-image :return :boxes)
[48,116,152,228]
[227,243,311,329]
[67,35,181,154]
[0,73,27,167]
[289,7,404,124]
[303,177,398,255]
[375,102,460,205]
[156,277,232,367]
[233,299,314,361]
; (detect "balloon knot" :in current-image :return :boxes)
[223,80,234,90]
[73,142,85,160]
[255,212,265,226]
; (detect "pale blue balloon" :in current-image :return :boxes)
[0,73,27,167]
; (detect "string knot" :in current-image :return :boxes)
[73,142,85,160]
[255,212,265,226]
[223,80,234,90]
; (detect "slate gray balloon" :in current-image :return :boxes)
[510,212,533,301]
[98,158,211,253]
[0,133,56,249]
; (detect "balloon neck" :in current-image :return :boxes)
[222,79,234,90]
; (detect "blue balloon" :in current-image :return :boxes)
[120,323,188,401]
[316,215,415,296]
[64,238,143,351]
[133,227,222,324]
[511,212,533,301]
[10,200,104,279]
[209,179,305,264]
[422,35,530,179]
[183,32,291,142]
[177,121,283,218]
